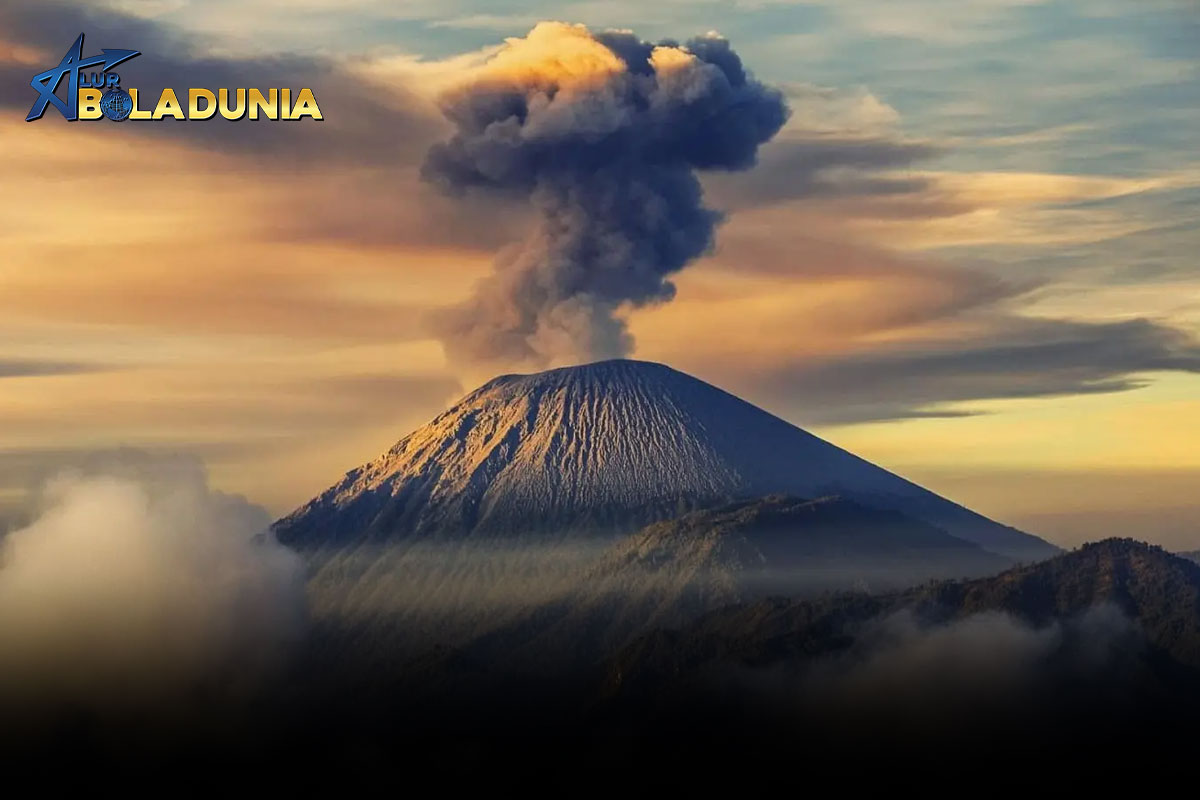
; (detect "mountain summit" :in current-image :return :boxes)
[274,359,1055,560]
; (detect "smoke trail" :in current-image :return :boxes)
[422,22,788,370]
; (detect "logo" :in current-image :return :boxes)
[100,88,134,122]
[27,33,323,123]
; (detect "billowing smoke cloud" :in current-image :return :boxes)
[422,22,788,370]
[0,451,306,725]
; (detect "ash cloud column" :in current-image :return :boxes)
[422,22,788,371]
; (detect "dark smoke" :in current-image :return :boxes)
[422,22,788,370]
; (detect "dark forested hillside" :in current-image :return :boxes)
[594,539,1200,754]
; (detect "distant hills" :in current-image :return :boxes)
[606,537,1200,689]
[561,494,1011,641]
[591,538,1200,751]
[276,538,1200,766]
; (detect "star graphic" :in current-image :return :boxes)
[26,33,140,122]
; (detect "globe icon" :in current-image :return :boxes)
[100,88,133,121]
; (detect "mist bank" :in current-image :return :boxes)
[299,526,1012,667]
[0,451,306,757]
[275,539,1200,771]
[2,457,1198,772]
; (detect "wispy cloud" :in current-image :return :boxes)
[741,317,1200,424]
[0,360,102,379]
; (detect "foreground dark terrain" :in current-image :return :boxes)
[8,537,1200,775]
[298,538,1200,753]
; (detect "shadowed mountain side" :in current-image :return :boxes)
[603,538,1200,703]
[269,538,1200,769]
[298,495,1009,668]
[602,495,1010,596]
[274,360,1055,561]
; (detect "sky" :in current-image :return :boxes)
[0,0,1198,549]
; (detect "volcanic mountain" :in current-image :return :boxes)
[274,359,1055,561]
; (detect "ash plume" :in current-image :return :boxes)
[422,22,788,370]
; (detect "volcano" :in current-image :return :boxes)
[274,359,1055,561]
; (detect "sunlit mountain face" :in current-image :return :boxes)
[275,360,1053,560]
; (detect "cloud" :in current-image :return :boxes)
[728,167,1191,252]
[0,450,306,725]
[704,134,941,211]
[422,22,788,371]
[426,13,544,32]
[795,604,1141,732]
[0,442,279,522]
[811,610,1060,710]
[0,1,443,164]
[743,316,1200,423]
[0,359,101,379]
[701,81,944,210]
[821,0,1047,46]
[0,3,538,255]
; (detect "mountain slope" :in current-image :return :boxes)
[586,538,1200,756]
[596,494,1011,599]
[454,495,1014,668]
[606,538,1200,693]
[274,359,1055,560]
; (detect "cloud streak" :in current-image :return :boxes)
[0,359,101,379]
[744,317,1200,423]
